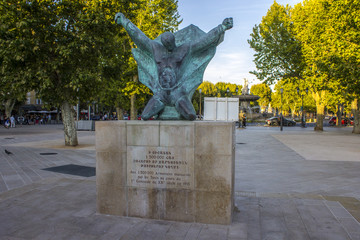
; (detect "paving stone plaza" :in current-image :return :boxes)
[1,124,360,239]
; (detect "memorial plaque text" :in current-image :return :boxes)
[127,147,194,189]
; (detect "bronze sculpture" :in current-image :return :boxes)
[115,12,233,120]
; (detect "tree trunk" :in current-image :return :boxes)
[4,99,15,118]
[313,91,325,131]
[336,103,342,127]
[61,101,78,146]
[130,95,136,120]
[291,107,296,120]
[130,75,138,120]
[56,107,60,124]
[352,98,360,134]
[116,106,123,121]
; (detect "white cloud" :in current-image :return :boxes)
[203,50,260,85]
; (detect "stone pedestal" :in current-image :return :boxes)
[96,121,235,225]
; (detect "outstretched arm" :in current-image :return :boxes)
[191,18,233,53]
[115,12,153,53]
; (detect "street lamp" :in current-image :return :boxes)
[226,87,239,97]
[199,88,202,120]
[280,88,283,131]
[296,87,308,128]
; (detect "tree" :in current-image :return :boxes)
[193,81,242,115]
[1,0,122,145]
[292,0,332,131]
[250,83,272,112]
[198,81,218,97]
[312,0,359,133]
[214,82,241,97]
[271,80,315,119]
[0,0,40,117]
[248,1,304,84]
[292,0,360,132]
[271,81,297,117]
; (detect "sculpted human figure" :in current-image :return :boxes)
[115,12,233,120]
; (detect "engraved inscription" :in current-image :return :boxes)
[127,147,194,189]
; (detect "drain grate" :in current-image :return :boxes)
[42,164,96,177]
[236,142,246,144]
[40,153,58,155]
[4,138,14,140]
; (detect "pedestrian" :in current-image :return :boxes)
[238,111,243,128]
[5,118,10,129]
[242,112,247,128]
[10,115,15,128]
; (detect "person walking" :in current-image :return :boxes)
[10,115,15,128]
[238,111,243,128]
[242,112,247,128]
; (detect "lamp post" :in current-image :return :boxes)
[199,88,202,120]
[226,87,239,97]
[296,87,308,128]
[280,88,283,131]
[76,88,79,130]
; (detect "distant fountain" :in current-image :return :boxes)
[237,80,260,116]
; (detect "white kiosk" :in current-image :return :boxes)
[203,97,239,121]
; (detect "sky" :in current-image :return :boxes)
[177,0,301,87]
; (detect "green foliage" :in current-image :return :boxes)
[248,1,304,84]
[196,81,242,98]
[291,0,360,131]
[192,99,199,114]
[293,0,360,97]
[250,83,272,108]
[250,0,359,131]
[1,0,181,115]
[192,81,242,114]
[198,81,217,97]
[1,0,121,107]
[270,80,315,116]
[292,0,332,91]
[214,82,241,97]
[0,0,40,107]
[129,0,181,38]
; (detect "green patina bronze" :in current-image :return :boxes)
[115,13,233,120]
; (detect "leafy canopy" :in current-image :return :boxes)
[248,1,304,84]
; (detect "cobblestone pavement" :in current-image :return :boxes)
[0,124,360,239]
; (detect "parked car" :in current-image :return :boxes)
[350,117,354,125]
[266,117,296,126]
[328,117,353,126]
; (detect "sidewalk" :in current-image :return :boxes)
[0,124,359,239]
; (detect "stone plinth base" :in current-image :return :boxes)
[96,121,235,225]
